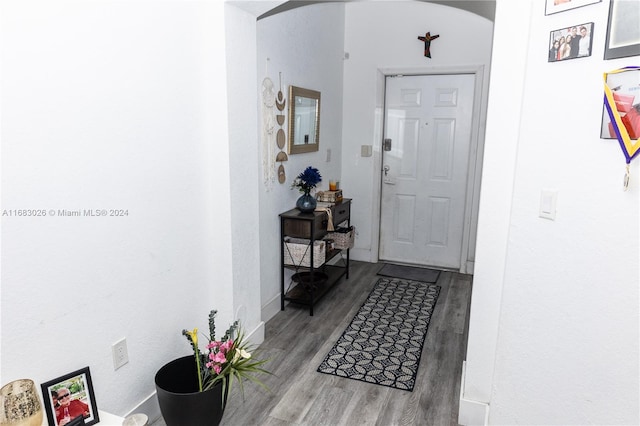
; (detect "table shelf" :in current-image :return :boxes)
[279,199,351,316]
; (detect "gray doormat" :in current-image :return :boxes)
[377,263,441,283]
[317,277,440,391]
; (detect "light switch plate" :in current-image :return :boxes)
[539,190,557,220]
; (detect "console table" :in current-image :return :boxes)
[279,199,351,316]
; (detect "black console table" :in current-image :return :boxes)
[279,199,351,316]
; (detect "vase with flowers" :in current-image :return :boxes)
[155,310,270,426]
[292,166,322,213]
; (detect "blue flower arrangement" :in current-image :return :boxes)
[292,166,322,194]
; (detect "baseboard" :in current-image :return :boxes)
[130,321,265,424]
[466,260,475,274]
[246,320,265,347]
[262,292,282,323]
[349,247,373,262]
[458,361,490,426]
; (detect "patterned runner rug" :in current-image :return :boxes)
[317,277,440,391]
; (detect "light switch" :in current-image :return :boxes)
[539,190,557,220]
[361,145,373,157]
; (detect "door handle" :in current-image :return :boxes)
[383,165,395,185]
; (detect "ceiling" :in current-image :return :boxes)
[246,0,496,22]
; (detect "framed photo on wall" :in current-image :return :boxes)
[604,0,640,60]
[41,367,99,426]
[548,22,594,62]
[601,68,640,140]
[545,0,601,15]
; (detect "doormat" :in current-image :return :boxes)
[377,263,441,283]
[317,277,440,391]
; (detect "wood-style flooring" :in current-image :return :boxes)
[153,260,472,426]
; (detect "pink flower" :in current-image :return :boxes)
[213,365,222,374]
[221,340,234,352]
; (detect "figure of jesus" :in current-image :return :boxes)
[417,32,440,58]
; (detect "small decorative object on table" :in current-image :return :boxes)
[292,166,322,213]
[155,310,270,426]
[123,413,149,426]
[0,379,43,426]
[316,190,343,203]
[40,367,99,426]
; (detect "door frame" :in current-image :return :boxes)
[371,65,487,274]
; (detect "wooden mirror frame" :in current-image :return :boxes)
[288,86,321,154]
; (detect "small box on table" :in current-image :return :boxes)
[316,190,343,203]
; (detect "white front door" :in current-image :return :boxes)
[379,73,475,269]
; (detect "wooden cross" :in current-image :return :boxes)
[417,32,440,58]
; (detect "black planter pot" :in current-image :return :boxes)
[155,356,227,426]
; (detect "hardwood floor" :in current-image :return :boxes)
[154,260,472,426]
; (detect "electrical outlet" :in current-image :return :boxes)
[112,338,129,370]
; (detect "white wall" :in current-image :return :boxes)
[226,4,264,343]
[0,0,239,417]
[464,0,639,424]
[341,2,494,266]
[256,3,345,320]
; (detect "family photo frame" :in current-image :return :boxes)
[40,367,99,426]
[545,0,601,15]
[548,22,594,62]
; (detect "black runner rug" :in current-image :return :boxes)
[317,277,440,391]
[377,263,441,283]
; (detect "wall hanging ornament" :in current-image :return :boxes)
[603,66,640,190]
[275,72,288,184]
[417,32,440,58]
[261,72,277,190]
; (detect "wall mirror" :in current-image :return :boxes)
[288,85,321,154]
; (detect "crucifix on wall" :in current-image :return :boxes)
[417,32,440,58]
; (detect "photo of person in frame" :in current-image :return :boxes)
[54,386,89,425]
[41,367,99,426]
[548,22,594,62]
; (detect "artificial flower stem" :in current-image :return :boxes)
[185,328,203,392]
[195,352,203,392]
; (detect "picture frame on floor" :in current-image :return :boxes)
[41,367,99,426]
